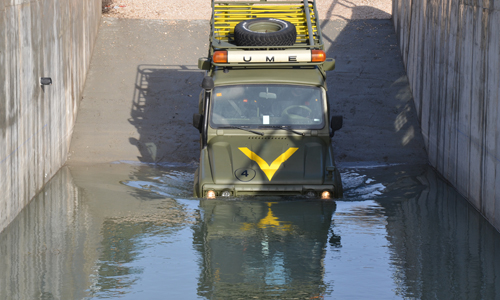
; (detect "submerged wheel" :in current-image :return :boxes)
[234,18,297,46]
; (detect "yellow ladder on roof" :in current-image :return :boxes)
[212,1,320,46]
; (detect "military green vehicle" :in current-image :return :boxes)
[193,0,343,198]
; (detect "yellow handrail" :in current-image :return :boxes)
[212,2,319,45]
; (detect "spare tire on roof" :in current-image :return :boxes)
[234,18,297,47]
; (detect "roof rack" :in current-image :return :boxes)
[210,0,323,51]
[199,0,335,74]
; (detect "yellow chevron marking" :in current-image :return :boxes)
[241,202,292,232]
[238,147,299,181]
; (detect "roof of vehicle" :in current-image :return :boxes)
[212,67,325,87]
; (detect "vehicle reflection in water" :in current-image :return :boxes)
[193,199,336,299]
[0,163,499,299]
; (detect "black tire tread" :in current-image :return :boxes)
[234,18,297,47]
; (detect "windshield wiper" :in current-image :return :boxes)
[259,125,304,136]
[219,126,264,136]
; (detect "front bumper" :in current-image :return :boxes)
[202,183,339,198]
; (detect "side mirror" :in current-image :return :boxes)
[330,115,343,137]
[198,57,210,70]
[323,58,335,71]
[193,113,204,133]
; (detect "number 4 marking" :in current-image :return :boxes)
[241,170,249,177]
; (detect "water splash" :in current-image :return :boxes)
[341,169,386,200]
[121,168,195,199]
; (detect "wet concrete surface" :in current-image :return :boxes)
[2,16,498,299]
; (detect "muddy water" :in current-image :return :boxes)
[1,163,499,299]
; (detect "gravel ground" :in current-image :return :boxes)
[102,0,392,20]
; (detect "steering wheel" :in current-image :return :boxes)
[282,105,312,118]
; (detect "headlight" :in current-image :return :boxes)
[306,191,316,198]
[206,190,216,199]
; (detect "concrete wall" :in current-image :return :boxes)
[0,0,101,233]
[392,0,500,230]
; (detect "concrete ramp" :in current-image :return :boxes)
[68,19,207,165]
[68,17,428,168]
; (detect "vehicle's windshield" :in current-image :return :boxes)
[210,84,325,129]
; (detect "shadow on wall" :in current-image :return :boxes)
[320,3,427,165]
[128,65,203,164]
